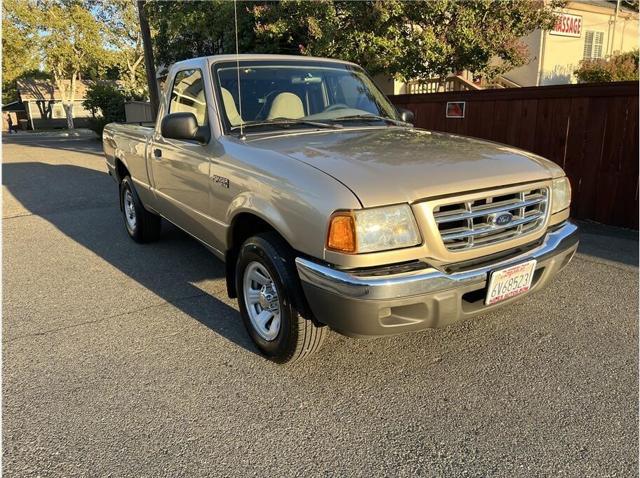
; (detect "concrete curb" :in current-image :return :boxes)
[3,128,97,139]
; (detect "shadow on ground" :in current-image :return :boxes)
[3,160,258,355]
[2,136,104,156]
[576,220,638,267]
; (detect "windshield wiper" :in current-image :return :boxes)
[230,119,342,132]
[330,114,407,126]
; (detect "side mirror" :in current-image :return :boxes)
[161,112,208,143]
[397,107,415,124]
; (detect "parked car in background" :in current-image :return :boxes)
[103,55,578,363]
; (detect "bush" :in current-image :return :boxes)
[574,50,639,83]
[83,82,127,136]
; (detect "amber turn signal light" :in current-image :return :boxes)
[327,212,356,253]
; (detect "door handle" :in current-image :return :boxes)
[153,148,162,158]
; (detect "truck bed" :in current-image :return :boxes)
[103,122,154,186]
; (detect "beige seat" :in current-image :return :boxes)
[194,89,207,125]
[267,92,304,120]
[221,87,243,126]
[170,71,208,125]
[171,92,196,115]
[171,90,207,125]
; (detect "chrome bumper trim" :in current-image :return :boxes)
[295,221,579,301]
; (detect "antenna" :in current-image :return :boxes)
[233,0,244,139]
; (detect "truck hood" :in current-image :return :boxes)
[248,127,564,207]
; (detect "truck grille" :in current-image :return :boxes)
[433,187,549,251]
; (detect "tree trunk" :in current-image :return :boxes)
[138,0,159,117]
[53,71,77,129]
[63,102,75,129]
[66,73,77,129]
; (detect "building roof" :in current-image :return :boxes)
[569,0,639,16]
[2,101,26,111]
[16,79,94,101]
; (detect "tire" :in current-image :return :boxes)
[236,232,327,364]
[120,175,161,243]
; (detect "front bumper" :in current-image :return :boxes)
[295,221,579,337]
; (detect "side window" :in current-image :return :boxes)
[169,69,208,126]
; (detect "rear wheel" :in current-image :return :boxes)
[236,232,326,364]
[120,175,161,243]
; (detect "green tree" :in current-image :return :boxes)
[145,1,265,65]
[39,1,106,128]
[3,0,143,124]
[574,50,639,83]
[93,0,148,97]
[2,0,40,103]
[4,0,108,127]
[145,1,561,87]
[83,81,127,135]
[253,0,562,84]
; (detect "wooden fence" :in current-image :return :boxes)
[390,81,639,229]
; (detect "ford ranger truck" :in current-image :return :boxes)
[103,55,578,363]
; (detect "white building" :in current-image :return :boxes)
[501,0,638,86]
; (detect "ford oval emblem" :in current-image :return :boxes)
[489,212,513,226]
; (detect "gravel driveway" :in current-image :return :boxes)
[3,136,638,477]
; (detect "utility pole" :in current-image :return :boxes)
[137,0,159,119]
[610,0,621,57]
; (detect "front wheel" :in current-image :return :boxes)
[236,232,327,364]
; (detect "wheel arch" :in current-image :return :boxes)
[114,156,130,183]
[225,210,293,299]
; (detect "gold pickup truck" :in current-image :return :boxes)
[103,54,578,363]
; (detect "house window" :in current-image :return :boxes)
[583,31,604,59]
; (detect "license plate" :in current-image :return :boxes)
[485,260,537,305]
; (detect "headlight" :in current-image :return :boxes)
[551,177,571,214]
[327,204,421,254]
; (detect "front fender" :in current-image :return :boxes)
[224,183,359,261]
[219,137,362,262]
[226,193,295,248]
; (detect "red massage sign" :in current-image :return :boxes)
[550,13,583,38]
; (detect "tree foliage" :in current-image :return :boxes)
[145,1,263,66]
[146,0,561,83]
[2,0,107,127]
[254,0,562,81]
[2,0,41,103]
[92,0,148,97]
[2,0,146,126]
[82,81,128,135]
[41,1,107,128]
[574,50,639,83]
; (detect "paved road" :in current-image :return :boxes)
[3,136,638,477]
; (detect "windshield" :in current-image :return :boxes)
[212,60,401,132]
